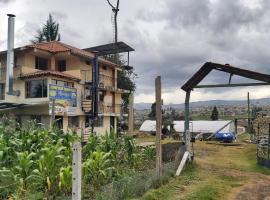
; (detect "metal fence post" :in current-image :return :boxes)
[155,76,162,177]
[72,141,82,200]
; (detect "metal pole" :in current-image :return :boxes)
[90,54,99,134]
[6,14,15,95]
[234,118,238,141]
[268,124,270,159]
[247,92,251,133]
[155,76,162,177]
[72,141,82,200]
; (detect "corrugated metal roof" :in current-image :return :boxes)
[181,62,270,92]
[139,120,234,133]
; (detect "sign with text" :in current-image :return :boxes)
[49,84,77,116]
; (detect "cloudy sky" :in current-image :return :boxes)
[1,0,270,104]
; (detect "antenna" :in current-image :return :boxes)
[106,0,120,43]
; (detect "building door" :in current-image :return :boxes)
[55,116,63,130]
[110,116,115,132]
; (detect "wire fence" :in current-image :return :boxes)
[93,161,176,200]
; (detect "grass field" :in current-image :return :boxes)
[135,134,270,200]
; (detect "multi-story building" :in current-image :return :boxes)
[0,41,127,137]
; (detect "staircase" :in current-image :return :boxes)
[82,99,92,113]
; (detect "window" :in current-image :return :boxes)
[55,116,63,129]
[51,79,74,87]
[0,84,5,100]
[68,116,79,128]
[58,60,66,72]
[26,79,47,98]
[85,85,92,100]
[14,55,19,68]
[94,116,103,127]
[99,91,105,102]
[85,116,103,127]
[31,115,41,123]
[35,57,48,70]
[85,60,91,65]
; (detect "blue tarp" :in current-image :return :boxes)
[215,132,235,143]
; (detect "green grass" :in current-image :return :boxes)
[185,185,219,200]
[136,141,270,200]
[237,132,251,141]
[135,164,200,200]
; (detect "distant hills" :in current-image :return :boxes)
[134,98,270,110]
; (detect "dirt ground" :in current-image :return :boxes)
[195,142,270,200]
[138,139,270,200]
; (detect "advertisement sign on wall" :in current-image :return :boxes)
[49,84,77,116]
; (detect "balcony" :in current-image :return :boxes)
[99,74,115,90]
[82,102,123,115]
[0,66,40,82]
[99,103,122,115]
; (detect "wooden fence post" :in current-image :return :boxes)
[155,76,162,177]
[72,141,82,200]
[50,99,55,128]
[128,93,134,135]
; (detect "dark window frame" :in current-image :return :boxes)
[0,83,5,100]
[94,116,103,127]
[58,60,66,72]
[35,56,48,70]
[68,116,79,128]
[26,79,48,98]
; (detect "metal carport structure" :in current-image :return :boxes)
[181,62,270,161]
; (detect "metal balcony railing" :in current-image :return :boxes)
[98,103,123,115]
[99,74,115,88]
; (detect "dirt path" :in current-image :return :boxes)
[195,142,270,200]
[138,140,270,200]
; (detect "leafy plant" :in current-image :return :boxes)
[83,150,115,191]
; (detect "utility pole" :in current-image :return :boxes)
[247,92,251,133]
[155,76,162,177]
[106,0,120,43]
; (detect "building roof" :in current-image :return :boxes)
[181,62,270,92]
[19,70,80,81]
[139,120,234,133]
[0,41,119,68]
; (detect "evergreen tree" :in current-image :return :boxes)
[32,14,61,43]
[211,106,219,120]
[148,103,156,119]
[251,106,263,118]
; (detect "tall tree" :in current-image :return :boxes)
[211,106,219,121]
[148,103,156,119]
[251,106,263,118]
[32,14,61,43]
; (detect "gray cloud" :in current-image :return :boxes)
[0,0,14,3]
[1,0,270,103]
[123,0,270,98]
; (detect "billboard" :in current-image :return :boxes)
[49,84,77,116]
